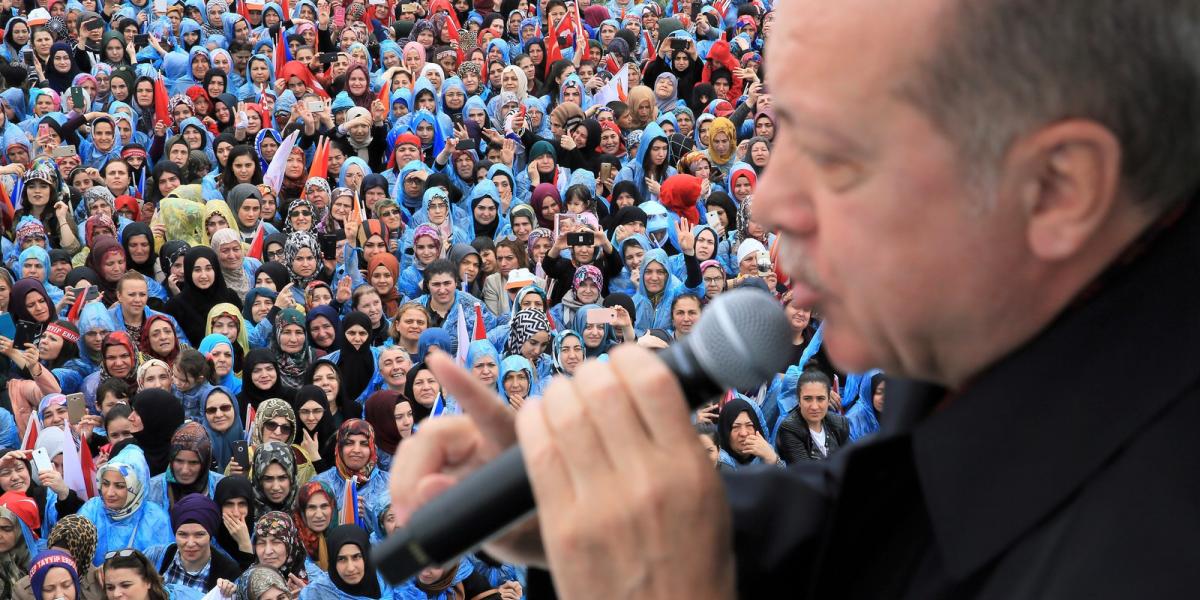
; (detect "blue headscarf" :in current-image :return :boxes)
[498,354,537,404]
[466,339,501,395]
[572,304,617,357]
[200,386,245,470]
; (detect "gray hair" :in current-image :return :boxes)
[901,0,1200,212]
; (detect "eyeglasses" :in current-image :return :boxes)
[268,249,285,260]
[263,421,293,435]
[205,404,233,415]
[380,209,400,218]
[289,209,312,217]
[703,276,726,285]
[298,407,324,417]
[427,201,449,210]
[105,549,138,561]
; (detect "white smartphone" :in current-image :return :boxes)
[706,210,720,226]
[30,447,53,474]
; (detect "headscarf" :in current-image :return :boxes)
[166,245,242,346]
[706,116,737,166]
[364,390,402,456]
[100,331,139,393]
[367,252,402,317]
[214,475,256,559]
[290,385,336,465]
[504,308,551,358]
[45,514,98,577]
[0,493,37,591]
[138,314,182,365]
[251,511,307,581]
[252,441,298,513]
[94,444,151,520]
[8,278,53,325]
[529,183,560,229]
[29,550,81,600]
[169,493,220,540]
[336,311,376,404]
[718,397,765,465]
[202,387,246,471]
[292,480,337,572]
[333,418,377,480]
[83,235,123,304]
[250,399,298,446]
[272,308,312,388]
[121,222,158,277]
[235,566,289,600]
[130,389,185,476]
[239,347,296,410]
[326,525,382,597]
[165,422,213,501]
[304,304,342,354]
[283,231,322,289]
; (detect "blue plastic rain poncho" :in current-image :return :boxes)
[466,339,502,395]
[615,122,676,203]
[632,248,702,332]
[78,444,174,565]
[572,304,618,358]
[198,333,242,395]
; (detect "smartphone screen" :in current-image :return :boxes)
[587,308,618,324]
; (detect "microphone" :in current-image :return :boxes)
[375,287,795,584]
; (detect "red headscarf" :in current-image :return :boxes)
[138,314,181,365]
[366,252,401,317]
[659,174,703,225]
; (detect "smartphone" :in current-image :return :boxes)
[66,393,86,424]
[134,33,150,46]
[566,231,594,246]
[599,162,612,182]
[586,308,618,325]
[401,2,420,13]
[14,320,42,348]
[70,86,86,110]
[670,38,688,51]
[833,374,840,396]
[51,146,78,159]
[455,138,475,151]
[333,4,345,27]
[306,100,325,112]
[30,447,53,474]
[22,48,34,67]
[76,284,100,301]
[318,232,340,258]
[706,210,720,226]
[231,440,250,470]
[318,51,338,64]
[755,250,772,273]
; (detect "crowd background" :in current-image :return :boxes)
[0,0,889,598]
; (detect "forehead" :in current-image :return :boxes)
[768,0,941,144]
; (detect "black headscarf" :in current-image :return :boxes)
[159,240,191,276]
[290,384,336,467]
[717,397,763,466]
[121,222,158,277]
[45,42,80,92]
[238,348,296,410]
[336,311,376,414]
[254,261,291,292]
[131,388,186,476]
[326,525,381,598]
[213,475,256,565]
[403,362,434,425]
[163,245,243,346]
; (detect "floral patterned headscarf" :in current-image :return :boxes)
[251,511,308,581]
[333,418,377,481]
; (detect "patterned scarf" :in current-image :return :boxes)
[283,231,322,289]
[504,309,551,358]
[292,481,338,572]
[251,441,298,514]
[333,418,377,481]
[47,514,98,576]
[235,566,288,600]
[272,309,312,387]
[251,511,308,581]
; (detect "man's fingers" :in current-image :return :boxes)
[389,416,490,524]
[540,376,614,494]
[427,351,515,445]
[607,345,694,447]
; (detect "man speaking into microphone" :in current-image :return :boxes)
[391,0,1200,597]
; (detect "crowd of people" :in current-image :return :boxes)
[0,0,889,598]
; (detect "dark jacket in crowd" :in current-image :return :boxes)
[775,411,849,463]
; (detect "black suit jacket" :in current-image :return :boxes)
[726,200,1200,598]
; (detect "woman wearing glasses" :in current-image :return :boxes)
[226,399,316,487]
[78,444,173,567]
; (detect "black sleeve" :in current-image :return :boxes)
[683,252,702,289]
[317,27,335,53]
[54,488,85,516]
[458,572,500,600]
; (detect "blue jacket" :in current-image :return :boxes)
[79,445,174,565]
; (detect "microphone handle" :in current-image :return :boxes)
[376,342,724,584]
[376,445,532,584]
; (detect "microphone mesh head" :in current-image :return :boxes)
[690,288,794,391]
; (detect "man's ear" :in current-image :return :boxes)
[1000,119,1122,261]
